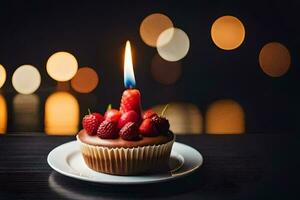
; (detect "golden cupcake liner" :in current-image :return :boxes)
[77,135,175,175]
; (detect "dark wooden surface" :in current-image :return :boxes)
[0,134,300,200]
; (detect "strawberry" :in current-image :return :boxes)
[92,112,104,124]
[139,118,158,137]
[119,122,140,140]
[152,115,170,134]
[117,110,139,129]
[97,120,118,139]
[104,109,122,123]
[82,113,101,135]
[120,89,141,116]
[142,109,157,120]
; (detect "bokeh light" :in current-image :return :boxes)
[151,54,182,85]
[152,102,203,134]
[71,67,99,93]
[45,92,79,135]
[46,52,78,81]
[211,15,245,50]
[0,95,7,134]
[0,64,6,88]
[12,65,41,94]
[157,28,190,61]
[206,99,245,134]
[140,13,173,47]
[259,42,291,77]
[13,94,40,131]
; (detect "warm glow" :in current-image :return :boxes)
[12,65,41,94]
[13,94,40,131]
[45,92,79,135]
[140,13,174,47]
[0,64,6,88]
[71,67,99,93]
[259,42,291,77]
[157,28,190,62]
[0,95,7,134]
[46,52,78,81]
[152,102,203,134]
[124,41,136,88]
[206,99,245,134]
[151,54,182,85]
[211,16,245,50]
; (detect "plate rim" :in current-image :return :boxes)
[47,140,203,184]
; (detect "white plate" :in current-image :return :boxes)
[47,141,203,184]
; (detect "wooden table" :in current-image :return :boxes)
[0,134,299,199]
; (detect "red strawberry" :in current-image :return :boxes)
[119,122,140,140]
[117,110,139,129]
[97,120,118,139]
[142,109,157,120]
[82,114,100,135]
[120,89,141,116]
[152,115,170,134]
[104,109,121,123]
[139,118,158,137]
[92,112,104,124]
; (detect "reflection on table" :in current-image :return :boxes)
[0,92,247,135]
[206,99,245,134]
[45,92,79,135]
[152,102,203,134]
[13,94,40,132]
[0,95,7,134]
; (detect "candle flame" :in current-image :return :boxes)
[124,40,136,88]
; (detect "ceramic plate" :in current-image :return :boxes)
[47,141,203,184]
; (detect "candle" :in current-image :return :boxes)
[119,41,142,118]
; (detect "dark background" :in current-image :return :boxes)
[0,0,299,133]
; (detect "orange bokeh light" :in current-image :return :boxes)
[259,42,291,77]
[140,13,173,47]
[211,16,245,50]
[71,67,99,93]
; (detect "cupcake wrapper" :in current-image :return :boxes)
[77,135,175,175]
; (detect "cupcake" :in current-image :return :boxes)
[77,91,174,175]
